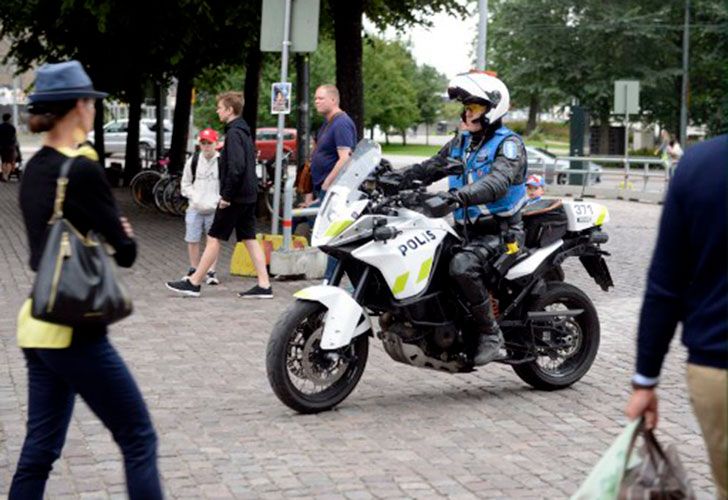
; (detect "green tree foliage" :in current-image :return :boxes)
[489,0,728,143]
[413,64,447,143]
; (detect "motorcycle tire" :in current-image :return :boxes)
[512,281,599,391]
[266,299,369,414]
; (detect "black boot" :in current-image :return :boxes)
[470,300,505,366]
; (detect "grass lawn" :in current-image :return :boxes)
[379,143,442,156]
[381,139,570,157]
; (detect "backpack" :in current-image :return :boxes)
[190,150,200,182]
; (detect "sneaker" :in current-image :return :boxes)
[182,267,196,281]
[166,279,201,297]
[237,285,273,299]
[206,271,219,286]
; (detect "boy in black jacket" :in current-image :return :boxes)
[166,92,272,298]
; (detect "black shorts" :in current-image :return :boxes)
[208,202,257,242]
[0,146,16,164]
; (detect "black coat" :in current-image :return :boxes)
[219,117,257,204]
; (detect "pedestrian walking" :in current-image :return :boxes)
[9,60,162,500]
[0,112,17,181]
[180,128,221,285]
[626,134,727,499]
[166,91,272,298]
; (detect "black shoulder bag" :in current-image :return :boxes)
[31,157,133,326]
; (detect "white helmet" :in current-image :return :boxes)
[447,71,510,126]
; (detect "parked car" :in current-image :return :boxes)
[88,119,172,157]
[255,127,297,164]
[525,146,602,185]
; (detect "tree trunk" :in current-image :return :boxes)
[526,93,539,135]
[425,123,429,146]
[330,0,364,140]
[123,86,143,186]
[243,47,263,134]
[384,131,389,145]
[401,129,407,146]
[169,73,193,175]
[369,127,374,140]
[93,99,105,167]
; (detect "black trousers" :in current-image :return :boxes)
[449,219,525,306]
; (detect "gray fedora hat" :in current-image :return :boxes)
[28,60,108,103]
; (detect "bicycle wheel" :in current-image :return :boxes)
[163,177,184,216]
[130,170,162,209]
[153,177,172,214]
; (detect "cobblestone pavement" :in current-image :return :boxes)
[0,182,716,499]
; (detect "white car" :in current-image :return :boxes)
[526,146,602,185]
[88,119,172,156]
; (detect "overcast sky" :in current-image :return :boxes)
[365,9,480,81]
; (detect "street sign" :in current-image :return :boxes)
[260,0,320,53]
[613,80,640,115]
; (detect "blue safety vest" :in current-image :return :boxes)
[448,126,528,223]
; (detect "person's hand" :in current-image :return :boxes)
[218,199,231,209]
[625,388,659,430]
[119,217,134,238]
[436,190,462,208]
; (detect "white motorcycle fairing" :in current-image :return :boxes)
[293,285,372,350]
[505,239,564,280]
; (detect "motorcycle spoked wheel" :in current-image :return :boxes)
[512,282,600,390]
[266,300,369,414]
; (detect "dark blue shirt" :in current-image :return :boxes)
[310,112,357,190]
[636,134,728,377]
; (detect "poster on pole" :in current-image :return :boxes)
[271,82,292,114]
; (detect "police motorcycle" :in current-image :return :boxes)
[266,140,613,414]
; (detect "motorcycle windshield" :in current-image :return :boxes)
[312,139,381,246]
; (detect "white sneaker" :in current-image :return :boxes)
[206,271,219,286]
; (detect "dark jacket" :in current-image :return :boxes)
[219,117,257,204]
[19,147,136,338]
[636,134,728,377]
[402,123,527,208]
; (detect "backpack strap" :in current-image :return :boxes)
[190,150,200,182]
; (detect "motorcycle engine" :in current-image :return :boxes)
[378,312,465,373]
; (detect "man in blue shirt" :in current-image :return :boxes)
[626,135,727,498]
[304,84,357,207]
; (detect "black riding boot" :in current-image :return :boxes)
[471,300,505,366]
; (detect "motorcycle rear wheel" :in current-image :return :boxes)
[512,282,599,390]
[266,300,369,414]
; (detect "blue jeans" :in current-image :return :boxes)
[9,336,162,500]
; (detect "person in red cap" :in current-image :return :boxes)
[525,174,545,204]
[179,128,221,284]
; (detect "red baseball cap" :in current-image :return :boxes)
[198,128,218,143]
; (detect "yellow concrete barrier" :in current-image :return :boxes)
[230,234,308,276]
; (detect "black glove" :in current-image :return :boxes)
[436,190,462,208]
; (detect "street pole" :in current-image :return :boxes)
[271,0,292,235]
[679,0,690,147]
[477,0,488,70]
[12,70,20,130]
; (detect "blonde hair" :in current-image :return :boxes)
[216,91,244,116]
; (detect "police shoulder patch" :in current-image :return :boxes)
[502,140,520,160]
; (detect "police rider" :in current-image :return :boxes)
[401,71,528,366]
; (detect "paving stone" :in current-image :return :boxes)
[0,185,716,498]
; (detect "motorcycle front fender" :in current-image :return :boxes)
[293,285,372,350]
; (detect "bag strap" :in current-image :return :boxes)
[190,150,201,182]
[52,157,75,222]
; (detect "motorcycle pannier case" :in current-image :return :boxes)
[523,199,568,248]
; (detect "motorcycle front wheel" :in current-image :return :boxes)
[512,282,600,390]
[266,299,369,414]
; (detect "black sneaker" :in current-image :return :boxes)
[183,267,196,281]
[206,271,219,286]
[237,285,273,299]
[166,279,201,297]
